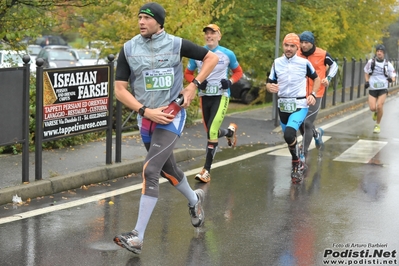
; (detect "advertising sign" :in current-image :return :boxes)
[42,66,110,139]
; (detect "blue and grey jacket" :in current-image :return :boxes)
[123,30,183,108]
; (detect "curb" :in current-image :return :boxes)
[0,148,205,206]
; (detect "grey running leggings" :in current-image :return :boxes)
[142,128,185,198]
[300,97,321,153]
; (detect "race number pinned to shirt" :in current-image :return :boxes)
[143,68,174,91]
[278,98,297,113]
[203,83,219,95]
[372,81,385,89]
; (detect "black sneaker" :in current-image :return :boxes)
[113,230,143,254]
[189,189,205,227]
[291,160,307,183]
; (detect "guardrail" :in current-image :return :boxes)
[322,57,399,109]
[272,57,399,125]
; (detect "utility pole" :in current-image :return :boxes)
[272,0,282,126]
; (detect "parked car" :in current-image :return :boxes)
[230,73,260,104]
[86,40,114,50]
[74,49,107,66]
[27,44,42,72]
[0,50,24,68]
[34,35,69,47]
[27,44,42,62]
[36,45,82,68]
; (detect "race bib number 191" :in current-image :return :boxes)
[143,68,174,91]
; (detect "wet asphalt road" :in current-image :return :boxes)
[1,98,399,266]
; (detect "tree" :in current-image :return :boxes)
[0,0,99,48]
[211,0,398,82]
[78,0,219,56]
[383,19,399,59]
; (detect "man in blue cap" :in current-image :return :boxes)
[297,31,338,159]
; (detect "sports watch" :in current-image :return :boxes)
[138,106,147,116]
[192,78,201,88]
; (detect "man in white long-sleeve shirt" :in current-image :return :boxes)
[266,33,320,183]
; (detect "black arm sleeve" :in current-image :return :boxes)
[181,39,209,60]
[115,47,131,81]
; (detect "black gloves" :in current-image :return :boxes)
[387,77,393,83]
[198,79,232,90]
[365,81,370,89]
[198,80,208,90]
[221,79,232,90]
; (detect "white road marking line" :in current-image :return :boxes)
[0,184,142,225]
[319,107,369,130]
[334,139,387,164]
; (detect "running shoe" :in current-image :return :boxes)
[314,128,324,150]
[113,230,143,254]
[189,189,205,227]
[373,124,380,134]
[195,168,211,183]
[372,112,377,121]
[291,160,307,184]
[226,123,238,147]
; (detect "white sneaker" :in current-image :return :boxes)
[195,169,211,183]
[373,124,380,133]
[226,123,238,147]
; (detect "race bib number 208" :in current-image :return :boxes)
[143,68,174,91]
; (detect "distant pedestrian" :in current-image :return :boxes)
[266,33,320,183]
[364,44,396,133]
[112,2,219,254]
[184,24,243,183]
[297,31,338,158]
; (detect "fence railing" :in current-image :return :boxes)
[322,57,399,109]
[273,57,399,125]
